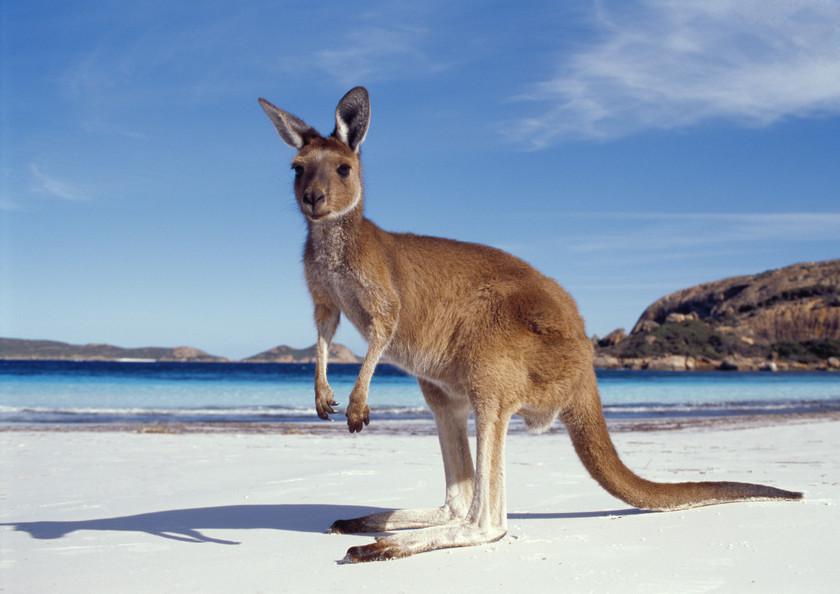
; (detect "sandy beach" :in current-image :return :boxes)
[2,418,838,593]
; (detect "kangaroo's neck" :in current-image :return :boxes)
[306,208,370,271]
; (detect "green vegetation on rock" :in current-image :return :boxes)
[612,320,733,359]
[772,340,840,363]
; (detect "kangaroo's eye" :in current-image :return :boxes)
[337,164,351,178]
[292,164,304,177]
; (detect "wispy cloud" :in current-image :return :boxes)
[59,19,250,107]
[509,0,840,146]
[315,25,448,85]
[563,211,840,253]
[29,163,90,202]
[79,118,148,140]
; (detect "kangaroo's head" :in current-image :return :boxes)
[258,87,370,222]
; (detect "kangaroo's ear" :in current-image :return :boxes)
[258,98,320,149]
[333,87,370,153]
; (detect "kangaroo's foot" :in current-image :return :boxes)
[341,522,507,563]
[329,504,466,534]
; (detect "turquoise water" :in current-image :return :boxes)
[1,361,839,424]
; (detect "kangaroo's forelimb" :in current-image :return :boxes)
[313,296,339,420]
[345,289,399,432]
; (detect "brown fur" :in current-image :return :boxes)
[258,87,802,563]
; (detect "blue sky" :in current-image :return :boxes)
[2,0,839,359]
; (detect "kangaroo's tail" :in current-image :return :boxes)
[561,370,802,510]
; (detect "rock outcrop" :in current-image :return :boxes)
[596,260,840,371]
[631,260,840,343]
[597,328,627,348]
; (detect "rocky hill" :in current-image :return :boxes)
[594,260,840,371]
[0,337,361,364]
[0,338,227,362]
[243,343,360,363]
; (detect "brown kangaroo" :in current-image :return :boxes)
[258,87,802,563]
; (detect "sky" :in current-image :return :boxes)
[1,0,839,359]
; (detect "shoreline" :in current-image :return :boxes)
[3,409,839,435]
[594,354,840,372]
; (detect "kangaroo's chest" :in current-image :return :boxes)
[307,230,366,328]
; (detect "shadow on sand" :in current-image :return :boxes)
[2,505,654,545]
[1,504,388,545]
[509,508,655,520]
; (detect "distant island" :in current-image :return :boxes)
[0,338,228,363]
[0,337,360,364]
[2,259,838,371]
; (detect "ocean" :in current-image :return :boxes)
[1,360,839,427]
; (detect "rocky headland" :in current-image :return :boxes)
[593,259,840,371]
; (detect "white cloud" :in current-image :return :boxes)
[29,164,90,202]
[509,0,840,146]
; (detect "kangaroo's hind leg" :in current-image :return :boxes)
[330,379,475,534]
[342,396,512,562]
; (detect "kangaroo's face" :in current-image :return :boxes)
[290,138,361,221]
[259,87,370,223]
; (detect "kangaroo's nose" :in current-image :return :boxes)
[302,190,326,209]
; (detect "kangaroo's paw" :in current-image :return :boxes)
[315,384,338,420]
[345,398,370,433]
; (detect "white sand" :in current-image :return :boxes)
[1,420,838,593]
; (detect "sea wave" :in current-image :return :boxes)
[2,399,839,425]
[602,399,840,418]
[0,404,433,424]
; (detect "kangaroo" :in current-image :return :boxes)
[257,87,802,563]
